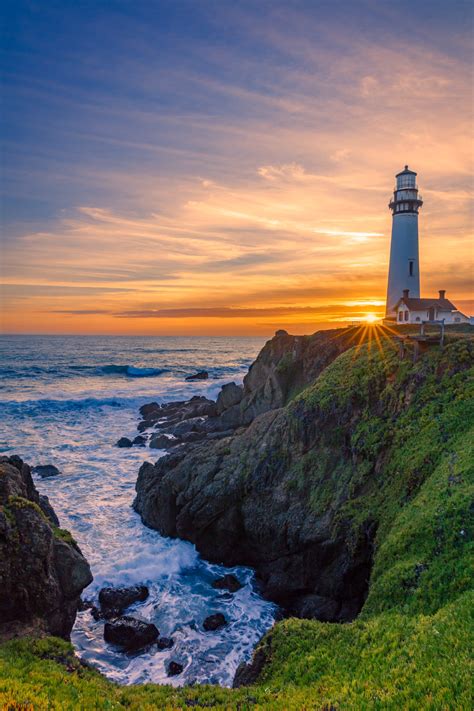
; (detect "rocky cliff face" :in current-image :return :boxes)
[134,332,473,622]
[0,455,92,640]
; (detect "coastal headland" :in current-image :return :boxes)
[1,323,472,709]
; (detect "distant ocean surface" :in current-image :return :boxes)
[0,335,276,686]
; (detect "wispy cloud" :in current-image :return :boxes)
[1,1,472,334]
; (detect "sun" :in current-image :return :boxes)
[364,313,379,324]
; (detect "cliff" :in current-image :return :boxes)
[0,455,92,640]
[1,328,472,709]
[135,332,473,624]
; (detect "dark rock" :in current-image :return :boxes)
[289,594,340,621]
[98,585,149,614]
[167,660,184,676]
[275,329,288,337]
[216,382,243,415]
[0,455,92,640]
[38,494,60,526]
[116,437,133,448]
[212,574,243,593]
[185,371,208,381]
[203,613,227,631]
[32,464,61,478]
[103,616,159,650]
[149,434,178,449]
[132,435,147,447]
[139,402,160,418]
[157,636,174,650]
[133,327,383,621]
[233,635,271,687]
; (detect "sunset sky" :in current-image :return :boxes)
[1,0,473,335]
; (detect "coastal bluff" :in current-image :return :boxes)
[134,327,474,623]
[0,455,92,640]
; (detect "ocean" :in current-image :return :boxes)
[0,334,276,687]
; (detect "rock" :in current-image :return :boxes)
[167,660,183,676]
[216,382,243,415]
[203,613,227,631]
[0,455,92,640]
[103,616,159,650]
[212,574,243,593]
[132,435,147,446]
[38,494,60,526]
[139,402,160,418]
[116,437,133,448]
[185,371,208,381]
[133,327,384,621]
[157,636,174,650]
[275,329,288,337]
[290,594,340,621]
[98,585,149,614]
[32,464,61,478]
[233,635,271,688]
[149,434,177,449]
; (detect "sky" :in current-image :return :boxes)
[1,0,473,336]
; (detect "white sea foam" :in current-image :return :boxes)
[0,335,275,687]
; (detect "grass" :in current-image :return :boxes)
[1,330,472,709]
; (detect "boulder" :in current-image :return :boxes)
[139,402,160,418]
[132,435,147,446]
[216,382,243,415]
[149,434,177,450]
[203,613,227,631]
[185,371,208,381]
[116,437,133,448]
[212,574,243,593]
[0,455,92,640]
[167,660,183,676]
[157,636,174,650]
[103,616,159,650]
[32,464,61,478]
[98,585,149,614]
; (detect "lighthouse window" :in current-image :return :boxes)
[409,260,414,276]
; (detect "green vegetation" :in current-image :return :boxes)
[1,334,472,709]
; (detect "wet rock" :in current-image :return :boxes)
[203,613,227,631]
[98,585,149,614]
[116,437,133,448]
[212,574,243,593]
[132,435,147,447]
[167,660,183,676]
[139,402,160,418]
[185,371,208,381]
[0,455,92,640]
[149,434,177,449]
[157,636,174,650]
[38,493,60,526]
[216,382,243,415]
[290,594,340,621]
[103,616,158,650]
[32,464,61,478]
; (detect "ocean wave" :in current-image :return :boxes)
[100,365,166,377]
[0,395,145,414]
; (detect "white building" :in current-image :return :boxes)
[394,289,470,325]
[385,166,422,317]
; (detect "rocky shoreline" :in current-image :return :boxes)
[0,455,92,641]
[131,327,384,621]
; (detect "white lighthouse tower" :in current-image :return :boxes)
[385,166,423,317]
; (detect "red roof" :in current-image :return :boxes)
[396,297,457,311]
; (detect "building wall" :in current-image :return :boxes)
[396,305,470,324]
[386,213,420,316]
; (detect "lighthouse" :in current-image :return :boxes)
[385,166,423,317]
